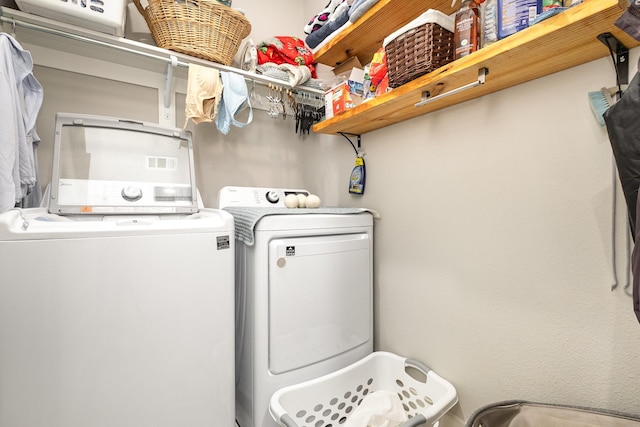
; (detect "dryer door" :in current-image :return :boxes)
[268,233,371,375]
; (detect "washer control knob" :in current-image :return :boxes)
[266,190,280,204]
[121,185,143,202]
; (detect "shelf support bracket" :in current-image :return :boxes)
[338,132,363,156]
[415,67,488,108]
[163,55,178,120]
[597,32,629,85]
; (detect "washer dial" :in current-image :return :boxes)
[121,185,143,202]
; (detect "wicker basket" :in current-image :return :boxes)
[385,22,454,88]
[133,0,251,65]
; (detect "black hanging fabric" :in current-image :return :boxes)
[615,0,640,43]
[605,72,640,237]
[604,71,640,324]
[632,189,640,324]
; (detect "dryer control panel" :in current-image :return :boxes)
[217,186,309,208]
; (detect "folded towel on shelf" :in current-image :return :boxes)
[348,0,367,13]
[349,0,380,22]
[256,63,324,89]
[306,7,350,49]
[310,20,353,54]
[342,390,407,427]
[330,0,351,24]
[184,64,223,128]
[216,71,253,135]
[304,0,345,34]
[277,63,312,87]
[257,36,317,78]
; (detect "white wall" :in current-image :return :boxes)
[232,0,305,41]
[295,4,640,423]
[311,50,640,425]
[19,0,640,424]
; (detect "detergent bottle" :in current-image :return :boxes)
[454,0,482,59]
[348,155,366,195]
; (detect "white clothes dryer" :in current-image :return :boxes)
[218,186,375,427]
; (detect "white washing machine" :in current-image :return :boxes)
[0,114,235,427]
[217,186,375,427]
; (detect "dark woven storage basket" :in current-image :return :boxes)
[385,22,454,88]
[134,0,251,65]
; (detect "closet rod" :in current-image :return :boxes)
[0,8,325,95]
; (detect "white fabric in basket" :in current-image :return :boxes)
[383,9,454,47]
[343,390,407,427]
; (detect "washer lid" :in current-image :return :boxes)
[48,113,198,215]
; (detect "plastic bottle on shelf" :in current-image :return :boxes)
[482,0,498,47]
[454,0,482,59]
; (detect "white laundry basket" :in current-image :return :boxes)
[269,351,458,427]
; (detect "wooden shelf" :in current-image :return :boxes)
[312,0,639,135]
[313,0,458,67]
